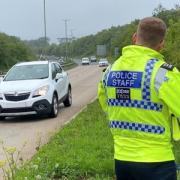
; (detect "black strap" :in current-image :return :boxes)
[160,63,174,71]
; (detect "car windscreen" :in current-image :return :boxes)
[4,64,49,81]
[100,60,108,62]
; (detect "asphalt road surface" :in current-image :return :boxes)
[0,65,102,169]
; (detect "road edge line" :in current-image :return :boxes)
[64,96,97,126]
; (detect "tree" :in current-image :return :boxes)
[153,4,166,16]
[0,33,35,71]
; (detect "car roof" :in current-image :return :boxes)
[15,61,49,66]
[100,58,108,61]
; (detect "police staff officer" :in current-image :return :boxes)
[98,17,180,180]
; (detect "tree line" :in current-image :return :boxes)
[25,5,180,68]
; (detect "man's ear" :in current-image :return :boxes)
[156,39,165,51]
[132,33,137,44]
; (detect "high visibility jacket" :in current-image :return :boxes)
[98,45,180,162]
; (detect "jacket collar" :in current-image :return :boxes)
[122,45,164,60]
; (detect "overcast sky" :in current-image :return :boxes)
[0,0,179,43]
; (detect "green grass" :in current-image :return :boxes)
[63,63,78,71]
[63,59,78,71]
[14,100,180,179]
[15,101,114,179]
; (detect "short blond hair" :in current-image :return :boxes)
[137,17,167,47]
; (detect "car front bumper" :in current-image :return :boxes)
[99,64,108,67]
[82,63,90,65]
[0,99,52,117]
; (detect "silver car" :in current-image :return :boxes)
[99,58,109,67]
[81,57,90,65]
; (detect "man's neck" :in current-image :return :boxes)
[135,43,160,52]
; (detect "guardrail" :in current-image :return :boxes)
[61,62,74,67]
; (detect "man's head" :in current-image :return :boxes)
[132,17,167,51]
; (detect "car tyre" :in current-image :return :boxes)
[49,94,59,118]
[0,116,5,120]
[63,88,72,107]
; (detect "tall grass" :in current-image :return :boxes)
[15,101,114,179]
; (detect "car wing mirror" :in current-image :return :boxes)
[55,73,63,81]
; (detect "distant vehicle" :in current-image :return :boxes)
[81,57,90,65]
[99,58,109,67]
[0,61,72,119]
[90,56,97,62]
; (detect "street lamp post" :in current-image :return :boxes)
[62,19,70,61]
[43,0,47,52]
[70,29,75,59]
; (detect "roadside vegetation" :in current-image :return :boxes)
[62,59,78,71]
[12,100,180,179]
[0,33,35,72]
[14,101,114,179]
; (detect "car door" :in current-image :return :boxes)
[51,63,63,100]
[54,63,67,98]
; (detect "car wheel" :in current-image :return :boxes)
[63,88,72,107]
[49,94,59,118]
[0,116,5,120]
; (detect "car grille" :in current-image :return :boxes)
[100,63,106,66]
[1,107,33,113]
[4,92,30,101]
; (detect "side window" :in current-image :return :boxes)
[51,63,56,79]
[55,63,62,74]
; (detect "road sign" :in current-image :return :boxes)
[97,45,107,56]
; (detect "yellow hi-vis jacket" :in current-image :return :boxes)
[98,45,180,162]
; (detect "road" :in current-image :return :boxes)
[0,65,102,165]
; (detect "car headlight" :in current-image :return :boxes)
[33,85,49,97]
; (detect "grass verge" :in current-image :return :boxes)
[14,100,180,179]
[63,63,78,71]
[15,100,114,179]
[63,59,78,71]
